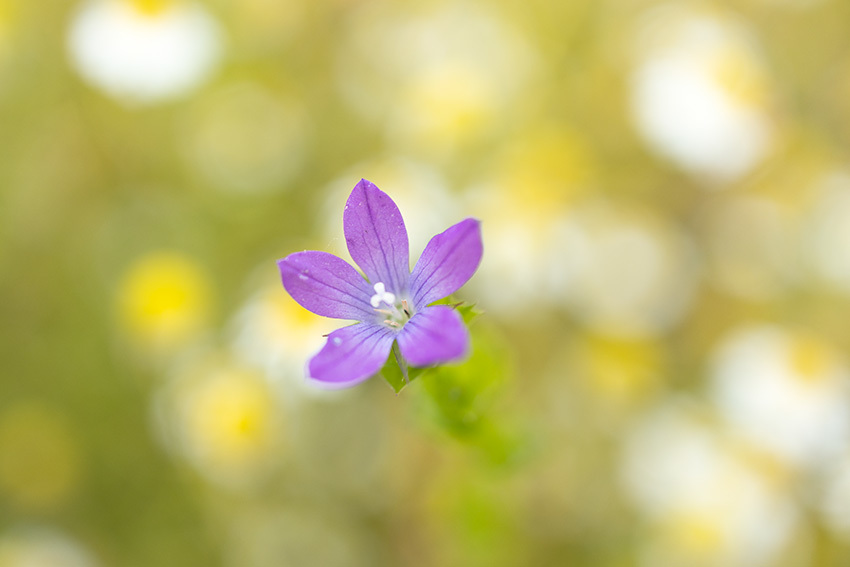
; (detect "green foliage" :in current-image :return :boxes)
[415,324,524,465]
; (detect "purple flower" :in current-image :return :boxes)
[277,179,483,389]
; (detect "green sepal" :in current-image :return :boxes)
[379,343,431,394]
[380,350,408,393]
[430,296,482,327]
[378,298,478,393]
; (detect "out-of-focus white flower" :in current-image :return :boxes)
[701,195,801,300]
[629,4,774,183]
[154,353,285,488]
[336,3,536,156]
[228,270,339,401]
[710,325,850,468]
[464,190,573,316]
[622,401,799,567]
[67,0,222,104]
[819,452,850,540]
[0,527,97,567]
[807,173,850,292]
[470,198,699,333]
[180,82,309,194]
[554,202,698,337]
[464,129,597,317]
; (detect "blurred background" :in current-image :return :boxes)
[2,0,850,565]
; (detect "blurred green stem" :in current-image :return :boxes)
[392,342,409,384]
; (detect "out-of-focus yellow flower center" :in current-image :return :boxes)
[0,404,81,511]
[737,446,795,491]
[401,65,493,147]
[183,369,276,469]
[711,47,768,109]
[666,514,725,554]
[789,335,832,383]
[584,336,662,403]
[129,0,174,17]
[270,288,319,328]
[117,251,212,350]
[501,130,592,218]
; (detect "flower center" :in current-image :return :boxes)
[370,282,395,308]
[370,282,413,330]
[130,0,174,17]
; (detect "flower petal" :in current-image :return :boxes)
[343,179,410,296]
[308,323,395,388]
[278,251,374,320]
[409,218,483,307]
[397,305,469,367]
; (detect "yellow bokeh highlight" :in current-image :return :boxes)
[635,4,718,55]
[711,46,769,109]
[0,0,12,23]
[474,129,595,240]
[188,372,272,462]
[498,129,592,215]
[636,6,769,111]
[174,362,280,481]
[0,0,14,50]
[0,404,81,511]
[270,287,320,329]
[399,64,494,148]
[117,251,212,351]
[735,442,797,491]
[664,513,725,555]
[788,334,833,383]
[238,281,330,356]
[129,0,174,17]
[583,335,663,404]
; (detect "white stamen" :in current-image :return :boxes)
[370,281,396,308]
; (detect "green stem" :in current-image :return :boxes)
[392,342,409,384]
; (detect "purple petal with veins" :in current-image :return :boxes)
[278,250,374,320]
[397,305,469,367]
[344,179,410,296]
[308,323,396,387]
[410,218,483,308]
